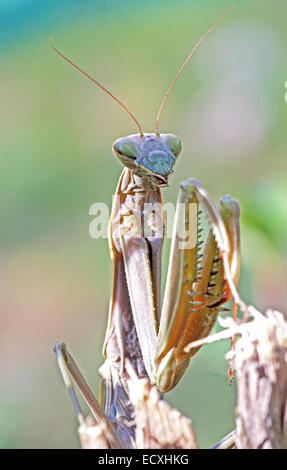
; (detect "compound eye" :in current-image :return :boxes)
[112,138,140,161]
[163,134,182,157]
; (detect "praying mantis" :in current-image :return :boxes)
[52,5,248,448]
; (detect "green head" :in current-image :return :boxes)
[51,8,232,188]
[112,133,182,186]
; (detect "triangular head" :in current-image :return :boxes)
[112,133,182,186]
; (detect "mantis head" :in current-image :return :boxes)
[50,4,233,186]
[112,133,182,185]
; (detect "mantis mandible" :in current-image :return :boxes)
[52,5,246,448]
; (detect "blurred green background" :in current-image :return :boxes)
[1,0,286,449]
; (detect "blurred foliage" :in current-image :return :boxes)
[0,0,286,448]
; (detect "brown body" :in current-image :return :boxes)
[99,168,240,447]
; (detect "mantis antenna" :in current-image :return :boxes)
[50,39,144,137]
[155,4,235,135]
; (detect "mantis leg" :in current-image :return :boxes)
[54,342,124,449]
[103,168,164,387]
[155,178,241,392]
[100,169,159,446]
[119,233,158,383]
[211,430,236,449]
